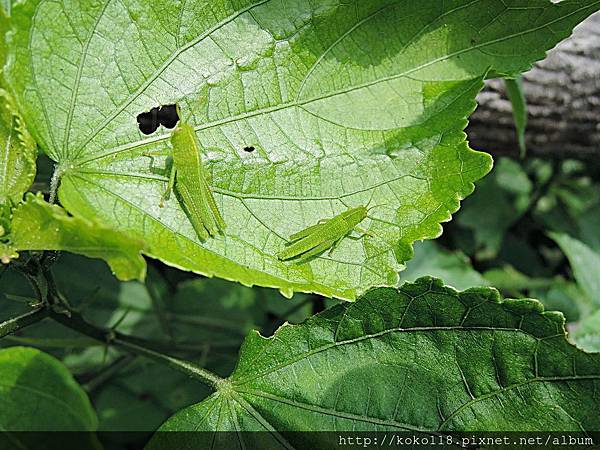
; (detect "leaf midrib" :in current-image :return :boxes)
[70,167,418,201]
[65,170,394,286]
[231,325,559,385]
[64,0,600,164]
[230,391,296,449]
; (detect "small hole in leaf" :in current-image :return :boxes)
[137,108,160,135]
[158,104,179,129]
[243,146,255,152]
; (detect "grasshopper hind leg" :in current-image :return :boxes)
[294,239,337,263]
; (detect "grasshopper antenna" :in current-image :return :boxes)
[175,103,195,127]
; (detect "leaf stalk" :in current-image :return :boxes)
[49,307,224,388]
[0,307,49,339]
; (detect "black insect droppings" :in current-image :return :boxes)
[137,104,180,135]
[243,146,255,152]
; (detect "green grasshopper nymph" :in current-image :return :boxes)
[277,204,377,262]
[146,105,225,241]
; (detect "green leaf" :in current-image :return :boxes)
[572,310,600,352]
[96,384,170,433]
[550,232,600,306]
[533,282,587,324]
[150,278,600,447]
[0,254,154,372]
[483,265,552,293]
[0,346,98,431]
[7,1,599,299]
[401,240,487,290]
[504,76,527,158]
[9,193,146,280]
[576,200,600,252]
[482,267,588,323]
[0,89,36,204]
[94,361,212,439]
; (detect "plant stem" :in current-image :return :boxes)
[11,255,225,389]
[0,308,49,339]
[49,164,62,204]
[49,309,223,389]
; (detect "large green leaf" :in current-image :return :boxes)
[9,193,146,280]
[6,1,599,299]
[0,89,36,205]
[0,346,98,431]
[149,278,600,449]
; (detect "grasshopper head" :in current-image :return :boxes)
[344,205,368,224]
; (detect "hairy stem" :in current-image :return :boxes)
[49,308,223,388]
[0,308,49,339]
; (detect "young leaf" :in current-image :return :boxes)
[0,89,36,204]
[504,76,528,158]
[576,201,600,252]
[9,193,146,280]
[6,1,599,299]
[572,309,600,352]
[0,346,98,431]
[550,232,600,306]
[149,278,600,448]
